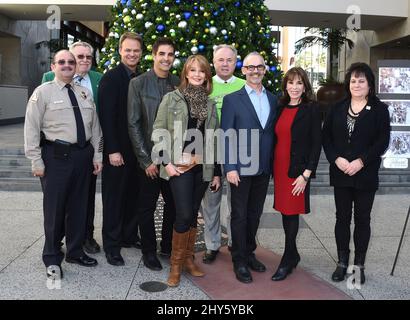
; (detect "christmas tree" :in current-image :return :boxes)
[99,0,282,93]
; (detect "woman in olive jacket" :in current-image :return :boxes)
[322,62,391,284]
[152,55,220,287]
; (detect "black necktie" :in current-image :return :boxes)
[65,84,86,147]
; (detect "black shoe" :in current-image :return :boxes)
[247,256,266,272]
[83,238,101,254]
[234,265,253,283]
[65,254,98,267]
[202,249,219,264]
[143,253,162,271]
[332,264,348,282]
[271,266,294,281]
[359,267,365,284]
[106,253,125,266]
[271,255,300,281]
[352,265,366,284]
[46,265,63,280]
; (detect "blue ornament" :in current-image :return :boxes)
[159,0,164,3]
[224,35,228,40]
[175,0,181,4]
[198,44,205,51]
[236,61,243,68]
[120,0,127,5]
[104,60,111,67]
[219,7,225,12]
[234,2,240,7]
[194,6,198,10]
[126,0,132,6]
[270,66,276,72]
[205,22,210,27]
[183,12,192,19]
[213,11,219,16]
[156,24,165,32]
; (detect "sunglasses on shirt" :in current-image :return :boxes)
[55,59,76,66]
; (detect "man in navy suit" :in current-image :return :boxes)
[221,52,278,283]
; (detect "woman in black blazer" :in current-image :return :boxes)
[322,62,390,285]
[271,67,322,281]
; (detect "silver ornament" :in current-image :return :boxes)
[178,21,187,29]
[191,46,198,54]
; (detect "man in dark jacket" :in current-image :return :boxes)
[98,32,143,266]
[221,52,278,284]
[127,38,179,270]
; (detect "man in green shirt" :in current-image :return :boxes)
[201,44,245,264]
[41,41,103,255]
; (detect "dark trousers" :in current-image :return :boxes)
[102,157,140,255]
[40,143,93,267]
[230,174,270,266]
[121,166,143,245]
[85,174,97,240]
[334,187,376,254]
[49,172,97,244]
[134,170,176,255]
[169,165,208,233]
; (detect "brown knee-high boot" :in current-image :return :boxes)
[184,227,205,277]
[168,229,189,287]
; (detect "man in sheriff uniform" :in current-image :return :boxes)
[41,41,104,255]
[24,49,103,279]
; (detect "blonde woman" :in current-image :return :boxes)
[152,55,221,287]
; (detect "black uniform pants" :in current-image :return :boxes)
[334,187,376,254]
[40,143,93,267]
[102,158,140,255]
[229,174,270,266]
[135,170,176,255]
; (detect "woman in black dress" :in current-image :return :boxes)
[271,67,322,281]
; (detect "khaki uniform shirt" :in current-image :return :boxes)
[24,78,103,171]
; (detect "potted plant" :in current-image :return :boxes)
[294,28,354,119]
[316,76,345,120]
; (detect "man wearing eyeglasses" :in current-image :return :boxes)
[24,49,103,279]
[41,41,103,255]
[221,52,277,284]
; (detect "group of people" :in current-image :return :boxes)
[24,31,390,287]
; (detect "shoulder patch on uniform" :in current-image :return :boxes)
[30,92,38,102]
